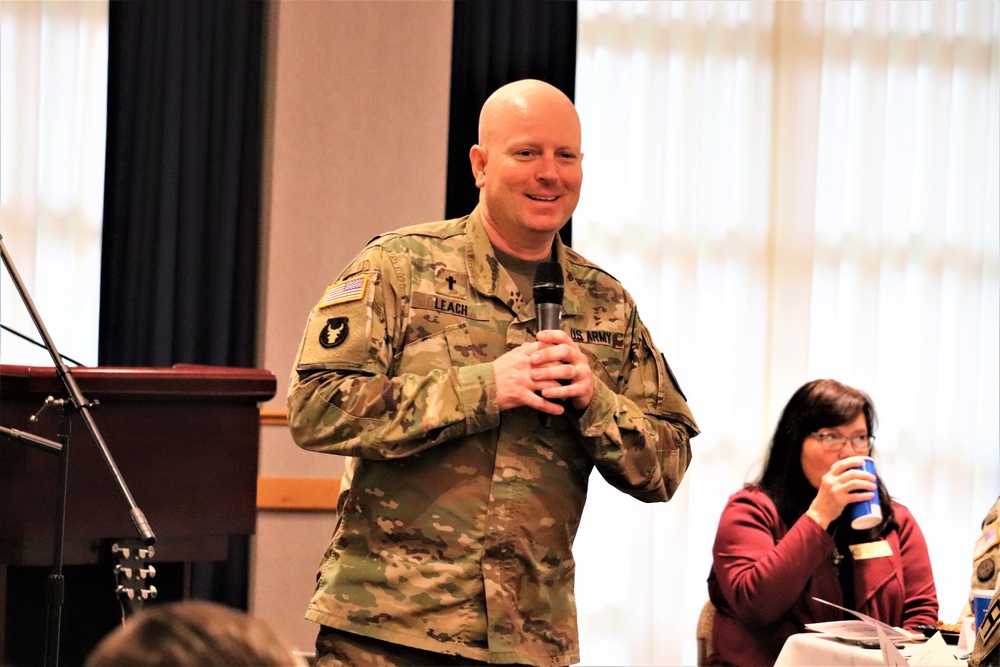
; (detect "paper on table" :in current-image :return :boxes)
[878,625,910,666]
[804,598,963,665]
[810,597,923,642]
[804,620,911,645]
[906,631,966,666]
[958,615,976,651]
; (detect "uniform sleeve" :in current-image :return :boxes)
[576,306,698,502]
[711,492,833,626]
[896,507,939,628]
[286,245,500,460]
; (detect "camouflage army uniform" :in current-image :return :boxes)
[287,208,698,666]
[971,497,1000,667]
[972,498,1000,597]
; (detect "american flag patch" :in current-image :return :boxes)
[319,276,368,308]
[974,525,998,561]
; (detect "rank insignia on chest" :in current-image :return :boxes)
[435,269,469,298]
[319,317,349,348]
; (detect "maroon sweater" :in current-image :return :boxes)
[707,488,938,666]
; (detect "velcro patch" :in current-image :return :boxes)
[570,327,625,349]
[411,292,487,320]
[435,269,469,298]
[974,525,998,561]
[319,276,368,309]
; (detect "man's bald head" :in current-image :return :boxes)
[478,79,580,149]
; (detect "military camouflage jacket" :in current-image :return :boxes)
[970,497,1000,667]
[287,209,698,666]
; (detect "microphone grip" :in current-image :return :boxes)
[536,303,561,332]
[536,301,568,426]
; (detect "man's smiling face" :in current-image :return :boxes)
[471,85,583,256]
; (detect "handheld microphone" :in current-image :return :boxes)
[533,261,564,333]
[533,261,566,420]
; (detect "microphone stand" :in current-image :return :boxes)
[0,234,156,667]
[0,425,61,454]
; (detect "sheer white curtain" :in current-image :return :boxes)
[573,2,999,665]
[0,0,108,367]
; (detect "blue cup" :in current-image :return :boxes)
[972,589,993,634]
[848,456,882,530]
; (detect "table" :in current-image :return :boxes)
[774,632,967,666]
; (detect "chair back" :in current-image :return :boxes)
[696,600,716,666]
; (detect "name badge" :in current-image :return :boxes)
[849,540,893,560]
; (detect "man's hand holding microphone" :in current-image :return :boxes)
[493,261,595,415]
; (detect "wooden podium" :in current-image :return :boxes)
[0,363,276,664]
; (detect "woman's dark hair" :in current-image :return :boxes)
[755,379,895,537]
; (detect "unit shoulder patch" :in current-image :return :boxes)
[319,317,349,348]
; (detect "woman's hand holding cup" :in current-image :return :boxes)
[806,456,877,530]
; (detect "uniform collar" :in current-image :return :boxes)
[464,207,581,318]
[465,206,508,300]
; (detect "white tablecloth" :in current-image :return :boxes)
[774,633,967,667]
[774,633,886,667]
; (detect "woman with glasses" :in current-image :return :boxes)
[704,379,938,666]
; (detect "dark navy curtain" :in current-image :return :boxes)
[446,0,578,246]
[99,0,264,369]
[99,0,266,613]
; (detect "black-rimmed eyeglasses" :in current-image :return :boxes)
[808,432,873,452]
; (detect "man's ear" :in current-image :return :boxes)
[469,145,487,188]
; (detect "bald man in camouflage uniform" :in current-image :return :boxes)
[288,79,698,667]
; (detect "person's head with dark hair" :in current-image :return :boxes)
[84,600,306,667]
[756,378,894,535]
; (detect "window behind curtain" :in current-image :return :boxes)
[573,2,999,665]
[0,1,108,367]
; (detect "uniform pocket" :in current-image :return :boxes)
[394,322,482,376]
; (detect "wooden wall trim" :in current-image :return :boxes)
[257,477,340,511]
[256,411,338,511]
[260,408,288,426]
